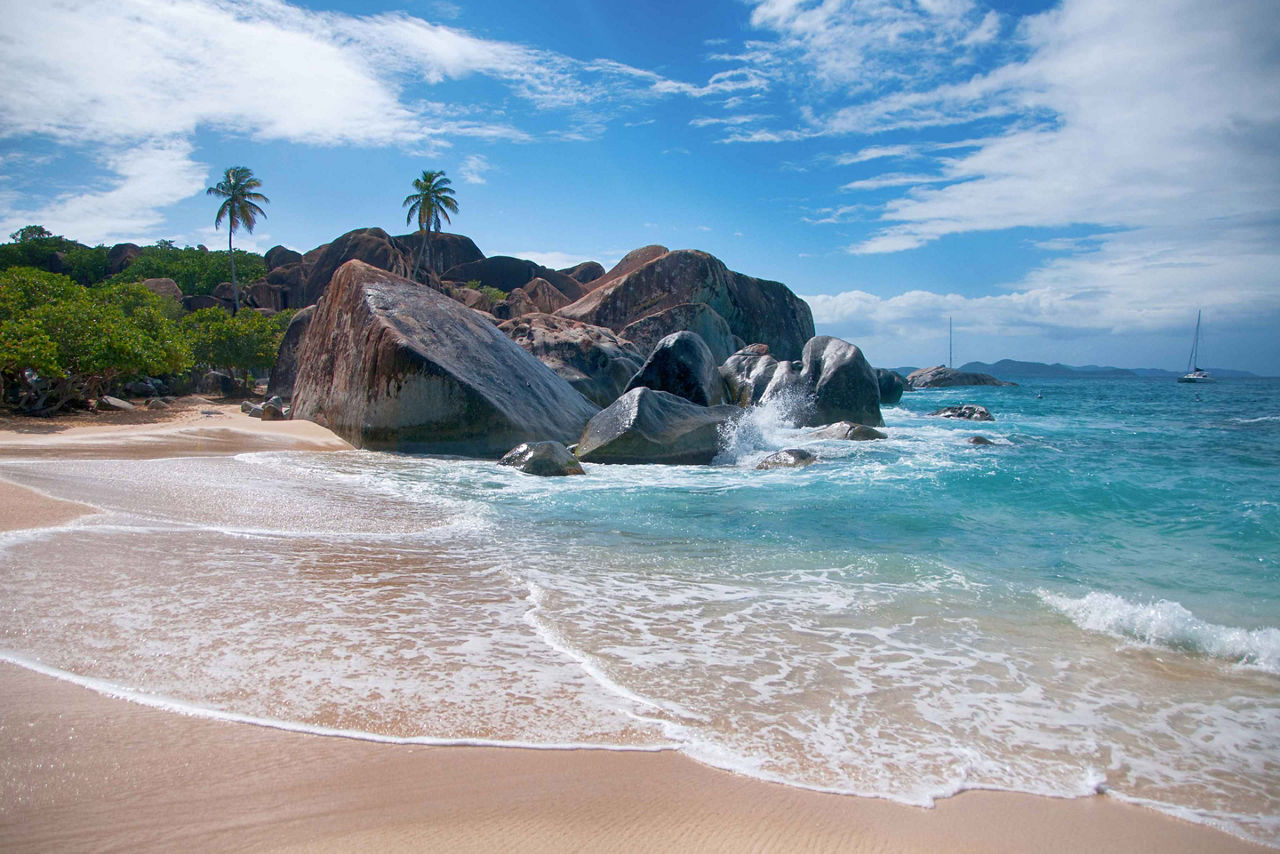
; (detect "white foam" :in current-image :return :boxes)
[1039,590,1280,673]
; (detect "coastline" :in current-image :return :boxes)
[0,405,1269,853]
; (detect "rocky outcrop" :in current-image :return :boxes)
[499,442,585,476]
[907,365,1016,389]
[108,243,141,275]
[300,228,415,308]
[719,345,782,407]
[448,286,495,314]
[756,448,817,470]
[576,387,740,465]
[624,332,727,407]
[498,313,643,408]
[182,294,231,313]
[969,435,995,445]
[556,248,814,361]
[876,368,906,405]
[95,395,134,411]
[246,281,288,312]
[804,422,888,441]
[212,282,238,303]
[592,245,669,291]
[391,231,484,278]
[622,302,737,364]
[141,277,182,303]
[501,277,570,318]
[558,261,606,287]
[441,256,586,302]
[931,404,995,422]
[267,306,314,400]
[265,245,303,271]
[800,337,882,428]
[291,261,598,455]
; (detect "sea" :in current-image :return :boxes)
[2,377,1278,845]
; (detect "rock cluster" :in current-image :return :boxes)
[907,365,1016,389]
[931,404,995,421]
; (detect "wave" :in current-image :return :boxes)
[1039,590,1280,674]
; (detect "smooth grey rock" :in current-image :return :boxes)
[908,365,1016,389]
[291,261,599,456]
[622,303,737,365]
[876,368,907,405]
[799,336,883,428]
[145,398,170,410]
[931,404,995,422]
[756,448,817,470]
[969,435,996,445]
[498,313,644,408]
[266,305,314,401]
[245,403,264,418]
[499,441,585,476]
[577,388,741,465]
[124,380,157,397]
[804,421,888,441]
[261,400,287,421]
[625,331,727,407]
[95,395,134,412]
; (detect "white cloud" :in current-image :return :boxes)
[841,173,956,191]
[459,154,492,184]
[832,145,919,165]
[502,250,598,270]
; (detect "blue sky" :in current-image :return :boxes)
[2,0,1278,373]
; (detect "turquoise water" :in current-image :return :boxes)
[1,377,1278,844]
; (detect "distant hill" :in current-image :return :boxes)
[961,359,1259,380]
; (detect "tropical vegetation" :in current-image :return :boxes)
[402,169,458,280]
[207,166,270,312]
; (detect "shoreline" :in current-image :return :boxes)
[0,405,1270,852]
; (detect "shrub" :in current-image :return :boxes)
[180,307,293,390]
[110,242,266,296]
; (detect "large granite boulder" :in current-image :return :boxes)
[624,332,728,407]
[267,305,314,400]
[497,277,569,319]
[576,388,740,465]
[592,245,669,290]
[800,336,883,428]
[720,345,782,407]
[499,441,585,476]
[391,231,484,278]
[141,277,182,304]
[441,256,586,302]
[182,294,231,313]
[291,261,598,455]
[556,248,814,361]
[908,365,1016,389]
[449,286,496,314]
[622,302,737,364]
[246,281,288,312]
[108,243,141,275]
[300,228,414,308]
[498,313,643,408]
[265,245,303,271]
[876,368,907,405]
[558,261,606,287]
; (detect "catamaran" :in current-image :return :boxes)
[1177,310,1214,383]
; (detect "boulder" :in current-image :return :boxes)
[95,395,134,412]
[969,435,996,445]
[146,398,170,411]
[519,278,571,315]
[107,243,141,275]
[199,370,235,397]
[123,380,157,397]
[291,261,599,456]
[246,281,288,312]
[141,277,182,303]
[799,336,883,428]
[391,231,484,278]
[265,245,303,271]
[441,256,586,303]
[261,399,288,421]
[244,403,264,418]
[267,306,314,401]
[498,313,644,408]
[931,404,995,422]
[804,421,888,441]
[576,387,741,465]
[756,448,817,470]
[876,368,907,405]
[622,302,737,365]
[499,442,585,476]
[907,365,1016,389]
[558,261,606,287]
[183,294,231,314]
[624,331,727,407]
[301,228,415,308]
[212,281,239,303]
[720,345,782,407]
[556,248,814,361]
[266,262,308,306]
[591,245,669,291]
[449,286,495,314]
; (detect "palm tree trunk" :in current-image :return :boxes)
[228,227,240,314]
[425,228,434,281]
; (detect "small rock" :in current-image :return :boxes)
[930,405,994,422]
[146,398,170,411]
[95,395,134,412]
[261,401,288,421]
[499,441,585,476]
[804,421,888,441]
[969,435,995,445]
[244,404,264,418]
[240,400,254,413]
[756,448,817,470]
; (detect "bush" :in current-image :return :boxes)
[110,242,266,295]
[180,307,293,391]
[0,268,192,413]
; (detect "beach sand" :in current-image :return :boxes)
[0,402,1267,853]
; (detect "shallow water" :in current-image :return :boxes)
[2,377,1278,845]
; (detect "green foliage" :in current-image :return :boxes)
[180,307,291,387]
[62,245,111,285]
[9,225,53,242]
[0,267,193,413]
[110,243,265,295]
[0,226,112,286]
[462,279,505,304]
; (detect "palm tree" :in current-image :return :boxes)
[206,166,269,313]
[402,170,458,281]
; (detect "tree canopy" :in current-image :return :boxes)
[402,169,458,280]
[207,166,270,312]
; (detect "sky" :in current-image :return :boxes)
[1,0,1278,374]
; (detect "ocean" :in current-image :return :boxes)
[2,377,1278,845]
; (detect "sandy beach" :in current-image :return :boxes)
[0,401,1269,853]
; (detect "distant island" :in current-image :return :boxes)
[893,359,1261,380]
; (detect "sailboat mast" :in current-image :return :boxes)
[1188,310,1201,373]
[949,316,953,368]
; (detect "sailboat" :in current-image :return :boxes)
[1177,310,1215,383]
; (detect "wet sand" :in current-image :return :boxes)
[0,406,1268,853]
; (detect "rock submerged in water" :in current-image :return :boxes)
[577,387,741,465]
[804,421,888,441]
[931,404,995,422]
[876,368,906,405]
[907,365,1016,389]
[290,260,599,456]
[719,337,884,427]
[969,435,996,445]
[624,331,727,407]
[756,448,817,470]
[499,442,585,476]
